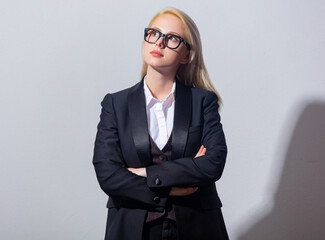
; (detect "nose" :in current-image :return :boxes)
[155,36,165,49]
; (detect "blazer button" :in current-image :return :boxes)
[155,178,161,185]
[153,196,160,203]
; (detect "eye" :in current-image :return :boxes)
[147,29,157,37]
[166,35,179,42]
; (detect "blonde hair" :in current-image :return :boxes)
[141,7,223,106]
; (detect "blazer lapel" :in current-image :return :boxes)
[128,80,152,167]
[128,78,192,164]
[171,80,192,160]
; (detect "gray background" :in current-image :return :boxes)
[1,0,325,239]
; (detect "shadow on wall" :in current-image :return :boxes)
[238,101,325,240]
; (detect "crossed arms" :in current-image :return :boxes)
[93,91,227,208]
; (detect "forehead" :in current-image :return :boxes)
[150,13,186,36]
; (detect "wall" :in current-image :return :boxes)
[1,0,324,239]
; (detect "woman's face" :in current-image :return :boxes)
[143,13,190,74]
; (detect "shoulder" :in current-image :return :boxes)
[176,80,219,110]
[101,81,142,105]
[189,87,219,107]
[176,80,217,99]
[177,80,217,99]
[191,87,216,98]
[186,86,220,112]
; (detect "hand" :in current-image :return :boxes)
[169,146,206,196]
[127,146,205,190]
[195,145,206,158]
[169,186,198,196]
[127,167,147,177]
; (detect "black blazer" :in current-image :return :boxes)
[93,79,228,240]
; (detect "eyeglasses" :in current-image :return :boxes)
[144,28,191,50]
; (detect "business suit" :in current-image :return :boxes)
[93,78,228,240]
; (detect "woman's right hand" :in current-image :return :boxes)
[194,145,206,158]
[169,186,198,196]
[169,145,206,196]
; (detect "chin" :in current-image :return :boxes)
[145,58,164,67]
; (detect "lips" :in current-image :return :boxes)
[150,50,163,57]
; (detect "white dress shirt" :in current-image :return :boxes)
[143,78,175,150]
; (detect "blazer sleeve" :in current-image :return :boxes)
[146,91,227,188]
[93,94,169,208]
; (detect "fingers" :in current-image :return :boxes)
[198,145,204,154]
[185,187,198,195]
[194,145,206,158]
[170,186,199,196]
[126,167,147,177]
[194,145,203,158]
[201,147,206,155]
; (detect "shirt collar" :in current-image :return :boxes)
[143,76,176,107]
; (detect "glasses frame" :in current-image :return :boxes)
[144,28,191,50]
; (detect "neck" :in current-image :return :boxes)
[145,67,176,101]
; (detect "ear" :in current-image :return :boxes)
[180,52,190,65]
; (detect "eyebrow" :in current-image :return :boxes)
[150,27,182,37]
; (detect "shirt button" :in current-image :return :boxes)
[153,196,160,203]
[155,178,161,185]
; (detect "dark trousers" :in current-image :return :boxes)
[142,218,178,240]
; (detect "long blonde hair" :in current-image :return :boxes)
[141,7,222,106]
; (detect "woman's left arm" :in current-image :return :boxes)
[129,91,227,188]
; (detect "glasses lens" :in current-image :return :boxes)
[145,29,159,43]
[165,34,181,49]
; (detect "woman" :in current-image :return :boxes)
[93,7,228,240]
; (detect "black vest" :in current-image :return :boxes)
[146,134,176,222]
